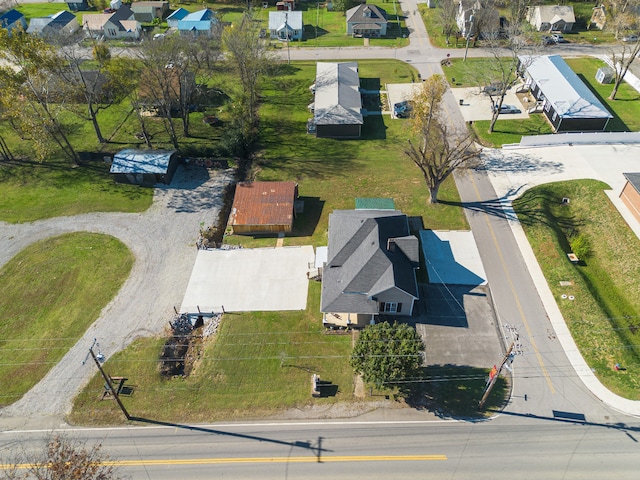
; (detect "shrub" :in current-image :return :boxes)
[570,233,591,259]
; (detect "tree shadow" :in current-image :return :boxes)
[480,150,564,175]
[400,364,509,420]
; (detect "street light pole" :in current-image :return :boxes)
[463,14,474,62]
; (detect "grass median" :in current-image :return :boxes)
[513,179,640,399]
[0,233,134,408]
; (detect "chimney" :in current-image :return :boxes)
[387,238,396,252]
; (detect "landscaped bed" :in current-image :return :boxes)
[513,179,640,400]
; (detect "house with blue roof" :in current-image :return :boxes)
[177,8,218,36]
[110,149,179,185]
[0,9,27,34]
[166,7,188,28]
[27,10,80,37]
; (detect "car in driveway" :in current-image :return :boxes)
[551,33,566,43]
[393,100,413,118]
[493,104,521,114]
[622,34,639,42]
[541,35,555,45]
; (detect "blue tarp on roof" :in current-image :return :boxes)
[110,149,176,174]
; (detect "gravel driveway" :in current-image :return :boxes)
[0,165,234,429]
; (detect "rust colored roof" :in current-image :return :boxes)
[230,181,297,227]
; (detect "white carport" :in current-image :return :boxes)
[180,246,315,314]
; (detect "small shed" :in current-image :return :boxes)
[229,181,298,234]
[620,173,640,224]
[130,1,170,23]
[110,149,179,186]
[166,7,188,28]
[355,197,395,210]
[596,66,615,84]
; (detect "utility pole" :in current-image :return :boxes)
[478,341,514,410]
[85,340,131,420]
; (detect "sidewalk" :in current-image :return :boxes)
[483,142,640,417]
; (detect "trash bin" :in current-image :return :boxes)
[459,99,464,106]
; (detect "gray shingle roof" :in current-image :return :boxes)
[346,3,387,25]
[321,210,419,314]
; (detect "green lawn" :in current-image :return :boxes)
[69,281,356,425]
[15,4,78,21]
[513,180,640,399]
[0,233,133,408]
[224,59,467,249]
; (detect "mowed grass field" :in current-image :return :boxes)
[513,180,640,399]
[0,233,133,407]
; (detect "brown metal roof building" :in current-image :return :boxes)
[229,181,298,234]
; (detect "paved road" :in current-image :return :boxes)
[3,417,640,479]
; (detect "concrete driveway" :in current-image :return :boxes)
[420,230,487,286]
[451,86,530,122]
[484,141,640,236]
[180,246,315,313]
[386,83,421,117]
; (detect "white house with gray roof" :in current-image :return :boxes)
[527,5,575,32]
[346,2,388,38]
[519,55,612,132]
[268,10,303,41]
[321,209,419,329]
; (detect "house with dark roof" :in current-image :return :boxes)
[620,173,640,224]
[320,209,419,329]
[27,10,80,37]
[0,9,27,34]
[312,62,363,139]
[130,1,170,23]
[527,5,575,32]
[229,181,298,234]
[519,55,613,132]
[65,0,89,12]
[268,10,303,41]
[110,149,179,185]
[83,6,141,39]
[177,8,218,36]
[346,2,388,38]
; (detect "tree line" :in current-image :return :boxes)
[0,12,270,167]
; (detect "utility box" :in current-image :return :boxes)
[596,66,615,84]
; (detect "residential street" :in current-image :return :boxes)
[1,1,639,469]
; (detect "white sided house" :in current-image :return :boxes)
[527,5,575,32]
[268,10,303,41]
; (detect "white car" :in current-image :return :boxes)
[622,34,639,42]
[551,34,566,43]
[493,104,521,114]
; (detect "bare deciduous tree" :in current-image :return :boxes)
[609,38,640,99]
[405,76,479,204]
[437,0,459,45]
[1,433,124,480]
[0,29,79,165]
